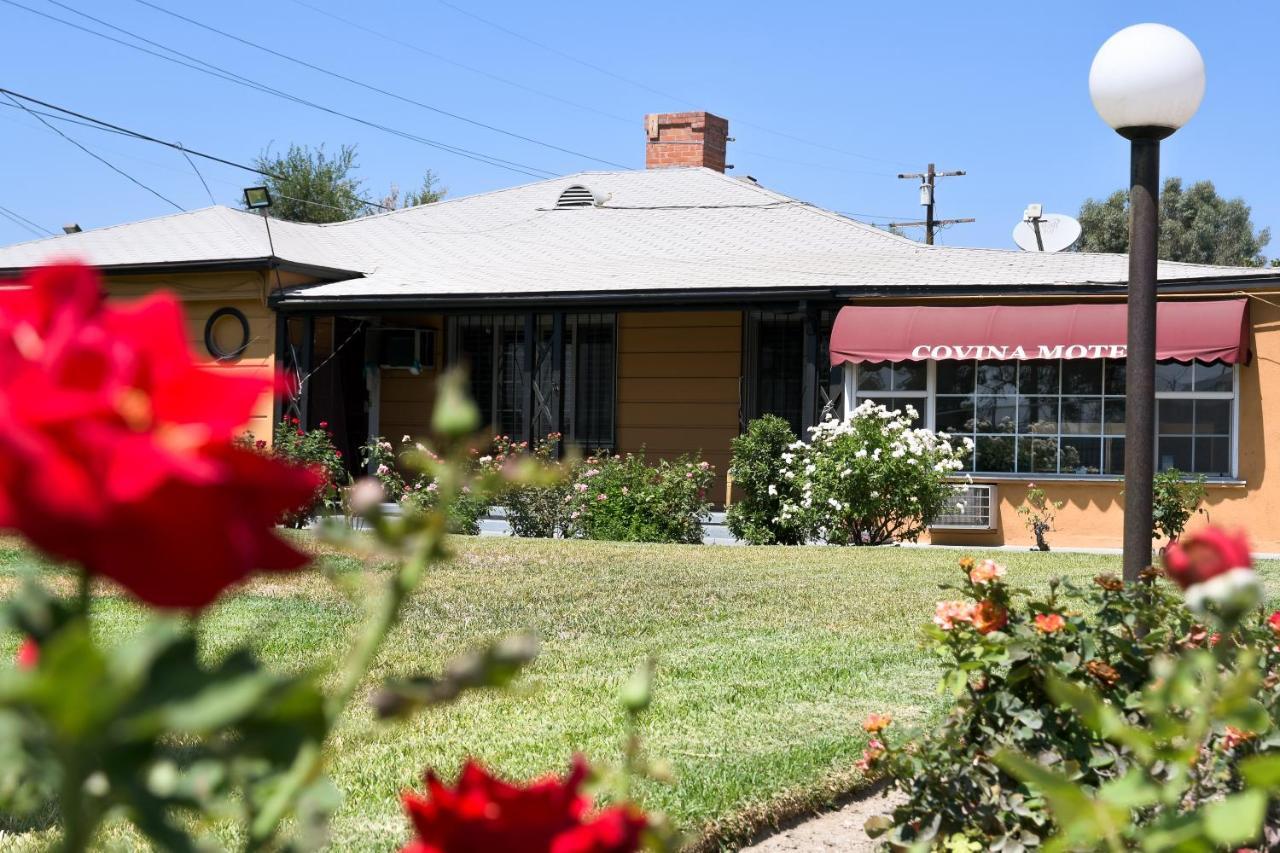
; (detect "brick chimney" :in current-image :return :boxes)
[644,111,729,172]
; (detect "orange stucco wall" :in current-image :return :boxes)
[105,271,283,440]
[925,293,1279,552]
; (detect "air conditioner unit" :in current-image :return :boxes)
[378,328,436,373]
[931,484,998,531]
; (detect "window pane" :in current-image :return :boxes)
[935,395,975,432]
[573,317,615,449]
[1104,437,1125,475]
[893,362,927,391]
[1194,360,1233,392]
[974,395,1016,433]
[1060,437,1102,475]
[977,361,1017,395]
[857,362,892,391]
[1157,399,1194,435]
[755,313,804,433]
[1157,437,1193,472]
[1155,361,1194,392]
[1194,437,1231,476]
[1195,399,1231,435]
[1062,359,1103,394]
[937,360,975,394]
[1018,359,1059,394]
[1062,397,1102,434]
[1104,360,1126,395]
[1017,436,1060,473]
[1018,397,1059,434]
[976,435,1015,472]
[1104,398,1126,435]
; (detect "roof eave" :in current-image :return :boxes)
[0,257,364,281]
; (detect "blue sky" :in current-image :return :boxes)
[1,0,1275,253]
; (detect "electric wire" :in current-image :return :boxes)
[282,0,633,126]
[0,90,397,214]
[130,0,630,169]
[0,204,52,238]
[432,0,916,169]
[177,142,217,205]
[5,0,557,179]
[1,90,184,211]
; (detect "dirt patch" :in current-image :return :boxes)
[738,784,904,852]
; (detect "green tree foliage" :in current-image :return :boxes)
[1077,177,1270,266]
[249,143,444,223]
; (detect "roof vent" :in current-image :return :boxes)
[554,184,600,209]
[62,223,82,234]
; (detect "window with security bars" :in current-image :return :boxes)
[448,314,615,449]
[746,310,805,434]
[848,357,1237,478]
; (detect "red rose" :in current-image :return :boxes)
[319,420,329,429]
[401,757,645,853]
[1163,528,1252,590]
[971,600,1008,635]
[1268,612,1280,635]
[15,636,38,670]
[0,263,320,609]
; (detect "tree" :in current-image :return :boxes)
[1077,177,1270,266]
[249,144,445,223]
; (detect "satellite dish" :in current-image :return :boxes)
[1012,208,1082,252]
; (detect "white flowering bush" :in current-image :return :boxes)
[776,400,972,545]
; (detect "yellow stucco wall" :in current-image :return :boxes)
[105,271,280,440]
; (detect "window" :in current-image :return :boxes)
[845,357,1237,478]
[854,361,927,426]
[746,310,805,434]
[448,313,615,448]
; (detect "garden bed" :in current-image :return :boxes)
[4,536,1278,850]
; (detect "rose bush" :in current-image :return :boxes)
[0,264,669,851]
[253,417,348,527]
[776,401,971,545]
[564,452,713,544]
[494,432,577,538]
[0,263,319,608]
[362,434,490,534]
[864,531,1280,851]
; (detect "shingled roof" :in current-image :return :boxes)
[1,167,1273,304]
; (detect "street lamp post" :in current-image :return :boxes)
[1089,24,1205,582]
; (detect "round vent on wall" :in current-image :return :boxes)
[554,184,599,209]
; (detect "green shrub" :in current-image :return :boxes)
[778,401,971,545]
[361,434,490,535]
[494,433,575,538]
[726,415,806,545]
[1152,467,1208,543]
[565,451,713,544]
[864,552,1280,850]
[240,418,347,526]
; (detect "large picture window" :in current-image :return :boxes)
[848,358,1237,478]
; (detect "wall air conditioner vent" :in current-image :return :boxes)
[554,184,598,209]
[931,484,997,531]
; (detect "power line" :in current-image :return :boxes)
[0,89,396,214]
[5,0,557,180]
[1,90,184,211]
[0,204,52,238]
[432,0,915,169]
[282,0,634,126]
[177,142,216,205]
[130,0,630,169]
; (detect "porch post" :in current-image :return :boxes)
[801,303,819,433]
[551,311,565,448]
[522,312,535,442]
[298,314,315,429]
[272,311,288,426]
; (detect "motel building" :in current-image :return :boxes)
[3,111,1280,550]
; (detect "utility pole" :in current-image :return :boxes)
[890,163,974,244]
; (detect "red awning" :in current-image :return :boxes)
[829,300,1250,365]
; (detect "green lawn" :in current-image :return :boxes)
[3,536,1277,851]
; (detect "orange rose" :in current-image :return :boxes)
[1034,613,1065,634]
[971,600,1008,635]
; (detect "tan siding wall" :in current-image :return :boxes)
[106,271,279,441]
[616,311,741,500]
[376,315,445,442]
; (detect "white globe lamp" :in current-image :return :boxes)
[1089,23,1205,139]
